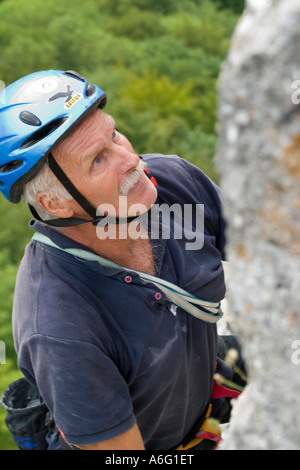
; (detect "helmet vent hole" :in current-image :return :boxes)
[86,83,95,97]
[64,70,85,82]
[0,159,23,173]
[20,117,68,149]
[98,95,107,109]
[19,111,42,127]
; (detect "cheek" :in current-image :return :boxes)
[93,175,120,207]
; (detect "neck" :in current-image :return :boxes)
[60,219,156,275]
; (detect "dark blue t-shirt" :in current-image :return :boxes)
[12,154,226,449]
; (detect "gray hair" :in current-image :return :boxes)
[22,159,73,221]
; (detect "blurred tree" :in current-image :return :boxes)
[95,0,178,15]
[0,0,102,83]
[0,199,32,264]
[99,7,164,40]
[0,251,19,364]
[122,69,197,121]
[164,1,237,58]
[137,35,221,83]
[49,15,107,72]
[0,36,56,85]
[213,0,245,15]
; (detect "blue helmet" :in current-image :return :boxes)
[0,70,107,204]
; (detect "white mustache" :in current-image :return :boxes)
[119,160,146,196]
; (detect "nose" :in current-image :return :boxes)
[115,145,141,176]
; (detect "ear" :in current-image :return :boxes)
[36,192,75,219]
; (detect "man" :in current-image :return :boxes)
[0,70,240,450]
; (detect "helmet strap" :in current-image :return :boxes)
[29,153,151,227]
[47,152,97,220]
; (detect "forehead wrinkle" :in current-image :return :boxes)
[67,110,100,156]
[53,109,97,162]
[53,109,115,164]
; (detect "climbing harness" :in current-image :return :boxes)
[176,379,241,450]
[176,404,221,450]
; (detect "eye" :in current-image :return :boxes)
[92,155,102,166]
[112,128,120,140]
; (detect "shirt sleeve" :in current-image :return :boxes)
[19,333,136,446]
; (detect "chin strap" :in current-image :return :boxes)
[29,153,157,228]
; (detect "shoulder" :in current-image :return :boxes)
[143,153,222,207]
[13,240,106,343]
[142,153,188,178]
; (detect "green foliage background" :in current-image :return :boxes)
[0,0,244,449]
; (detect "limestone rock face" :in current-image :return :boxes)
[215,0,300,450]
